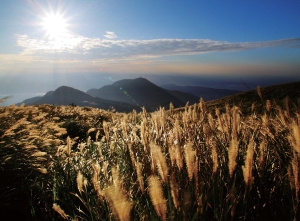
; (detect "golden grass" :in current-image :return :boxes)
[1,99,300,220]
[148,175,167,221]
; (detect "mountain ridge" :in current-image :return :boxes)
[87,77,199,111]
[19,77,248,112]
[21,86,139,113]
[161,84,241,101]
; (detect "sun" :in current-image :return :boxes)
[42,13,69,38]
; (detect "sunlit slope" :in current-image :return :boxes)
[206,81,300,114]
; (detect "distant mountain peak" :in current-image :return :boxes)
[19,85,139,112]
[87,77,195,111]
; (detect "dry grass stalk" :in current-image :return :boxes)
[131,109,137,123]
[148,175,167,221]
[251,103,256,113]
[199,97,205,115]
[175,144,184,170]
[232,106,241,138]
[170,172,180,209]
[242,139,254,186]
[131,126,139,142]
[184,102,189,112]
[104,185,133,221]
[258,141,265,170]
[168,138,176,167]
[77,171,84,193]
[216,108,224,132]
[228,137,238,178]
[203,124,210,141]
[284,96,290,118]
[208,113,215,129]
[277,105,287,127]
[86,127,96,137]
[95,129,100,141]
[36,167,47,174]
[96,142,103,162]
[288,165,295,190]
[289,121,300,156]
[2,156,12,164]
[225,104,231,123]
[102,161,109,182]
[257,86,263,100]
[261,113,268,128]
[192,103,197,121]
[169,102,174,115]
[152,113,160,138]
[193,156,199,197]
[150,143,169,183]
[35,157,47,162]
[92,163,103,201]
[141,119,148,150]
[136,162,145,193]
[212,144,218,173]
[291,154,299,198]
[173,119,182,143]
[128,143,137,167]
[67,136,72,156]
[31,151,47,157]
[53,203,69,220]
[103,121,109,141]
[121,120,128,140]
[222,113,230,137]
[142,106,147,118]
[184,142,196,180]
[86,136,91,146]
[159,107,165,132]
[266,100,271,112]
[182,111,188,131]
[104,168,133,221]
[111,166,121,187]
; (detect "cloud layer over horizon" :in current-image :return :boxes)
[14,32,300,62]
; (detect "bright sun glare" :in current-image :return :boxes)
[42,13,69,38]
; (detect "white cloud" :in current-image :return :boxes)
[104,31,117,39]
[13,33,300,62]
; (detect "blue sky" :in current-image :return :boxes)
[1,0,300,104]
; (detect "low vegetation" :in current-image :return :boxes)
[0,88,300,220]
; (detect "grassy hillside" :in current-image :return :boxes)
[205,81,300,115]
[0,81,300,220]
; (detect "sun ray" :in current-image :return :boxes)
[42,13,69,38]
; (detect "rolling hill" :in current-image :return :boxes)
[205,80,300,114]
[161,84,241,101]
[19,78,299,115]
[22,86,139,112]
[87,77,199,111]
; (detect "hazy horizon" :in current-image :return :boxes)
[1,73,299,105]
